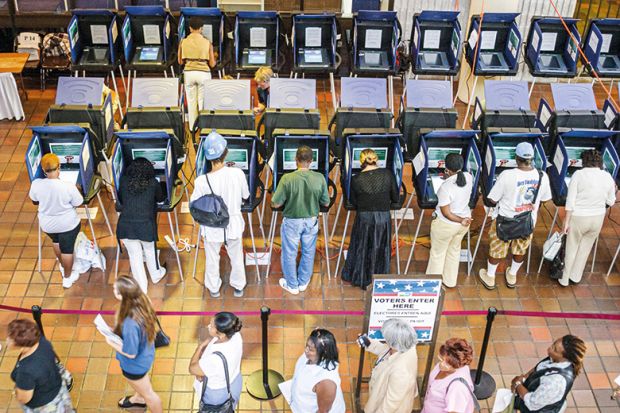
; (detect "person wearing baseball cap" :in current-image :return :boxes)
[478,142,552,289]
[190,132,250,298]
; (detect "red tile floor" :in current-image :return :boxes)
[0,75,619,412]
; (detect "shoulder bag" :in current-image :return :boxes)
[198,351,235,413]
[154,317,170,348]
[496,171,543,241]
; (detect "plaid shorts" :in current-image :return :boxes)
[22,385,73,413]
[488,218,533,259]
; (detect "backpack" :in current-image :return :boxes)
[190,174,230,240]
[42,33,70,59]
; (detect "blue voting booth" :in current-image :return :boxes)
[234,12,281,72]
[351,11,400,75]
[292,14,337,73]
[179,7,224,71]
[122,6,174,73]
[26,125,113,272]
[195,79,255,136]
[111,131,185,280]
[465,13,521,76]
[405,129,481,274]
[410,11,462,76]
[525,17,580,78]
[582,18,620,78]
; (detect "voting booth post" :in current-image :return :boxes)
[192,129,266,282]
[333,129,405,276]
[471,307,498,399]
[410,11,462,78]
[405,129,482,276]
[110,131,185,281]
[26,125,112,274]
[581,18,620,79]
[179,7,225,77]
[353,275,444,413]
[264,129,335,279]
[234,11,281,73]
[246,306,284,400]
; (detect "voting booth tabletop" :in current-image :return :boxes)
[0,80,619,412]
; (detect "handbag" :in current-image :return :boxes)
[154,317,170,348]
[499,392,516,413]
[549,235,567,280]
[56,358,74,392]
[543,232,564,261]
[496,171,543,241]
[198,351,235,413]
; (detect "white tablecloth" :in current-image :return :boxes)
[0,73,25,121]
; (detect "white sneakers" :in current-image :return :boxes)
[62,271,80,289]
[279,278,299,295]
[151,266,167,284]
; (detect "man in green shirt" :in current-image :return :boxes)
[272,146,330,294]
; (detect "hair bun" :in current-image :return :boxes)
[233,318,243,333]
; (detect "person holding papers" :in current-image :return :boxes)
[28,153,83,289]
[107,276,163,412]
[426,153,473,288]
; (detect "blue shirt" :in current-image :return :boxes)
[116,317,155,375]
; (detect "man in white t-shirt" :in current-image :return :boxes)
[478,142,552,289]
[190,132,250,298]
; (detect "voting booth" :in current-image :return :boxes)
[179,7,225,71]
[582,18,620,78]
[111,130,185,279]
[292,14,337,73]
[26,125,113,272]
[410,11,462,76]
[525,17,580,78]
[404,129,481,274]
[351,11,400,75]
[465,13,521,76]
[397,79,457,161]
[234,11,281,72]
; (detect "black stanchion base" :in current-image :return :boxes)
[470,369,496,400]
[246,369,285,400]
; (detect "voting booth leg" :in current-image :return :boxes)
[471,307,497,400]
[404,210,425,274]
[590,237,599,274]
[537,206,559,274]
[330,196,344,241]
[393,211,401,274]
[469,211,490,275]
[37,222,42,274]
[329,73,337,111]
[334,211,351,276]
[247,212,262,282]
[192,225,201,280]
[396,192,414,234]
[467,229,472,277]
[84,205,106,271]
[118,68,127,107]
[256,208,267,248]
[96,193,114,237]
[606,242,620,277]
[167,212,184,282]
[246,307,284,400]
[388,75,394,123]
[321,213,332,279]
[462,76,479,129]
[265,211,279,278]
[110,70,124,119]
[114,245,120,279]
[259,168,271,224]
[173,209,182,242]
[528,79,537,98]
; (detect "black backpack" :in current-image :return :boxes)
[190,174,230,238]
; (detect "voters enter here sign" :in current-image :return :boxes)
[367,278,442,343]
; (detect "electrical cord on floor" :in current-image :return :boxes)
[164,235,194,252]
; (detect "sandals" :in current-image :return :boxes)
[118,396,147,409]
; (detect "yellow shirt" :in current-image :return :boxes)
[181,32,212,72]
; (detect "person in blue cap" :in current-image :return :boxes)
[190,132,249,298]
[478,142,552,289]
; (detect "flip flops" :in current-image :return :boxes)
[118,396,147,409]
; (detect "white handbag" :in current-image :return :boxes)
[543,232,564,261]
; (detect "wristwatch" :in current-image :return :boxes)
[515,381,523,388]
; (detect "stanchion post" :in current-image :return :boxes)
[31,305,45,337]
[470,306,497,400]
[246,306,284,400]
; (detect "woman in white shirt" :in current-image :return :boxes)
[426,153,473,288]
[28,153,83,289]
[189,312,243,408]
[289,329,346,413]
[562,150,616,286]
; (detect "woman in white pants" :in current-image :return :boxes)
[561,150,616,286]
[426,153,473,288]
[178,16,215,130]
[117,158,166,293]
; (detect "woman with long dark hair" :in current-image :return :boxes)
[106,276,162,412]
[426,153,473,288]
[342,148,399,289]
[117,157,166,294]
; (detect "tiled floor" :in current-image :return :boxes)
[0,74,619,412]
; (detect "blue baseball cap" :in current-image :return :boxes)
[204,131,227,160]
[515,142,534,160]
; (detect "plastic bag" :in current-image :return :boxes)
[74,232,106,273]
[543,232,564,261]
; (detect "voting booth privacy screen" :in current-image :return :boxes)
[292,14,337,72]
[179,7,224,67]
[525,17,580,78]
[352,11,400,74]
[234,11,279,71]
[122,6,173,70]
[410,11,462,76]
[582,18,620,78]
[68,9,120,70]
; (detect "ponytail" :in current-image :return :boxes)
[445,153,466,187]
[456,171,466,187]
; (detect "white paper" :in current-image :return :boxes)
[480,31,497,50]
[492,389,514,412]
[540,32,557,52]
[412,151,425,175]
[468,29,479,50]
[94,314,123,345]
[395,208,414,220]
[111,22,118,44]
[181,201,189,213]
[77,207,97,220]
[250,27,267,48]
[588,33,599,53]
[474,100,482,123]
[279,380,293,404]
[614,374,620,386]
[531,30,540,51]
[601,33,613,54]
[365,29,382,49]
[90,25,108,45]
[485,148,493,176]
[539,104,551,128]
[423,30,441,49]
[553,147,564,171]
[201,24,213,42]
[605,105,616,128]
[165,21,170,39]
[81,142,90,169]
[305,27,322,47]
[143,24,161,45]
[412,26,418,48]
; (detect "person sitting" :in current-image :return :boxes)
[253,66,273,115]
[28,153,83,288]
[511,335,586,412]
[116,157,167,294]
[341,148,399,289]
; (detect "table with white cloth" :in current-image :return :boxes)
[0,53,28,121]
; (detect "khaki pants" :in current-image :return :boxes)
[562,214,605,284]
[426,218,469,287]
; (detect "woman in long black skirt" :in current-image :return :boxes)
[342,149,399,289]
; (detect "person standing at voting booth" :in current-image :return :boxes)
[272,146,330,295]
[478,142,552,289]
[561,150,616,286]
[190,132,249,298]
[253,66,273,115]
[341,148,399,290]
[178,16,216,129]
[28,153,83,289]
[116,158,167,294]
[426,153,473,288]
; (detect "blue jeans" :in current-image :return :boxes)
[281,217,319,289]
